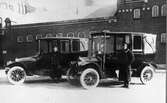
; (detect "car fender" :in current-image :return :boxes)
[135,61,156,75]
[5,62,28,74]
[78,62,104,79]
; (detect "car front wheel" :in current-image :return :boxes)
[80,68,100,89]
[7,66,26,85]
[140,66,154,84]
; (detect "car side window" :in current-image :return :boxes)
[72,40,80,52]
[116,36,124,51]
[106,36,114,54]
[60,40,70,53]
[133,35,142,51]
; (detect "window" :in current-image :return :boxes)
[72,40,80,52]
[80,39,88,51]
[67,32,74,37]
[106,36,114,54]
[60,40,69,53]
[161,33,166,43]
[133,9,141,19]
[39,40,49,53]
[89,31,97,35]
[46,33,53,37]
[152,5,159,17]
[17,36,24,43]
[26,35,33,42]
[36,34,42,40]
[161,4,167,16]
[133,36,142,51]
[78,32,85,38]
[57,33,63,37]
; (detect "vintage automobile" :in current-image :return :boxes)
[5,37,88,85]
[66,31,157,89]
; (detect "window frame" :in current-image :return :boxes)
[161,33,167,43]
[57,33,63,37]
[78,32,85,38]
[17,36,24,43]
[60,40,70,53]
[46,33,53,37]
[71,39,80,52]
[133,8,141,19]
[132,35,143,52]
[36,34,42,40]
[161,4,167,16]
[152,5,159,17]
[67,32,74,37]
[26,35,33,42]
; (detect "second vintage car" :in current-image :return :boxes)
[5,37,88,85]
[66,31,157,89]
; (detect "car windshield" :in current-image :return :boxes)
[90,33,131,56]
[91,35,114,56]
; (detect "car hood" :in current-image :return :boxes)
[79,57,98,62]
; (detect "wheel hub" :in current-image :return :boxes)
[11,70,24,81]
[84,73,97,86]
[143,70,153,81]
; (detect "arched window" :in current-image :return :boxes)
[57,33,63,37]
[46,33,53,37]
[67,32,74,37]
[152,5,159,17]
[36,34,42,40]
[78,32,85,38]
[17,36,24,43]
[133,9,141,19]
[161,4,167,16]
[26,35,33,42]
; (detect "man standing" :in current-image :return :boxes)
[119,42,135,88]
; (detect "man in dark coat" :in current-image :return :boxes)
[118,43,135,88]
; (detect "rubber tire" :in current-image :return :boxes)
[80,68,100,89]
[140,66,154,84]
[7,66,26,85]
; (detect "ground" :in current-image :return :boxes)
[0,70,166,103]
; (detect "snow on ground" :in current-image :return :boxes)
[0,70,166,103]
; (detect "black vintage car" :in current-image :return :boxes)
[5,37,88,85]
[67,31,157,89]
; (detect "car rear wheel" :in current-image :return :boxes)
[140,66,154,84]
[80,68,100,89]
[7,66,26,85]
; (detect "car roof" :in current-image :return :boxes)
[37,37,85,40]
[91,30,155,36]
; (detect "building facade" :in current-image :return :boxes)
[114,0,166,63]
[0,0,166,66]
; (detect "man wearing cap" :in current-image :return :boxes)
[119,42,135,88]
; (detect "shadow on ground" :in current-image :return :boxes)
[0,75,144,90]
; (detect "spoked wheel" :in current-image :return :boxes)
[7,66,26,85]
[80,68,100,89]
[140,66,154,84]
